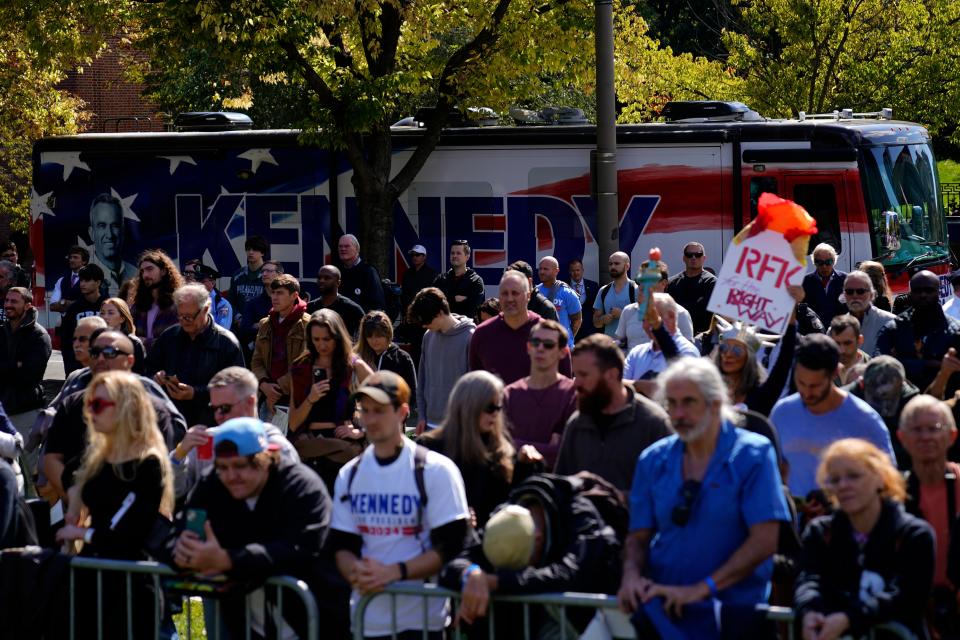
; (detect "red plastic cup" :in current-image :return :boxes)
[197,435,213,460]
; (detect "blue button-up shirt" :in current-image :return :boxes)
[629,420,790,605]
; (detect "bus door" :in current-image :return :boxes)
[783,174,850,271]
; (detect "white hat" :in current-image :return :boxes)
[408,244,427,255]
[482,505,535,569]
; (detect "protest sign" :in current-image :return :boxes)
[708,229,805,334]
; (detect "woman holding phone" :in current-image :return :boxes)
[54,370,175,637]
[289,309,374,488]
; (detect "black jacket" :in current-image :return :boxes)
[340,259,386,312]
[145,318,245,425]
[801,269,848,326]
[371,343,417,397]
[875,306,960,393]
[795,500,934,639]
[434,268,486,319]
[401,264,438,311]
[0,307,52,414]
[439,474,621,631]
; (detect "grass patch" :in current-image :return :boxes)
[939,159,960,185]
[173,597,207,639]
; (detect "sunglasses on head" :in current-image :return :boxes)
[671,479,701,527]
[844,287,869,296]
[814,258,834,266]
[89,345,130,360]
[719,343,746,357]
[684,251,704,259]
[483,403,502,414]
[528,337,558,350]
[87,397,117,415]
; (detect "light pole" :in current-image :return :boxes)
[592,0,618,285]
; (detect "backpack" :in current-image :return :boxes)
[598,281,637,311]
[568,472,630,543]
[341,443,429,535]
[381,278,403,322]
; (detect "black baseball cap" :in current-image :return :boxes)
[78,264,105,282]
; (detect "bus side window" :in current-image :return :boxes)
[750,177,778,219]
[793,183,841,254]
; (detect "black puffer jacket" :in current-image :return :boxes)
[795,499,934,639]
[145,318,245,425]
[0,307,52,414]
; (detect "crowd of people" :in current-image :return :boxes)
[4,228,960,639]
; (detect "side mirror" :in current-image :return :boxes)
[881,210,901,253]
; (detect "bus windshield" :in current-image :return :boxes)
[861,142,948,267]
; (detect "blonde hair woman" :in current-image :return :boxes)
[419,370,543,526]
[99,297,146,372]
[794,438,934,640]
[54,370,174,637]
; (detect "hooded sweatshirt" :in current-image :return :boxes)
[416,314,475,426]
[0,306,53,414]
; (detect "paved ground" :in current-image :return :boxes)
[46,350,65,382]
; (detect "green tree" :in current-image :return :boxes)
[0,1,119,232]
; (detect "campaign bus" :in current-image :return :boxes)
[29,102,950,324]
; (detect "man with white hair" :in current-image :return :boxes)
[623,293,699,392]
[470,271,571,384]
[537,256,581,348]
[338,233,386,312]
[801,243,847,325]
[618,358,789,637]
[842,270,894,355]
[147,283,245,425]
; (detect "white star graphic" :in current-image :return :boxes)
[110,188,141,222]
[237,148,278,173]
[41,151,91,180]
[159,155,197,175]
[30,188,54,223]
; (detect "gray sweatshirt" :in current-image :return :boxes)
[416,314,476,426]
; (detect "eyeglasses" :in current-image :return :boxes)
[684,251,704,259]
[814,259,834,266]
[73,335,90,343]
[89,346,131,360]
[528,337,559,350]
[178,308,204,322]
[209,400,242,415]
[718,343,746,358]
[261,267,279,274]
[87,397,117,415]
[844,287,869,296]
[905,423,949,436]
[483,403,502,414]
[671,480,701,526]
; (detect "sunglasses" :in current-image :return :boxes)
[483,403,502,414]
[844,287,869,296]
[178,308,204,322]
[87,397,117,415]
[73,335,90,343]
[209,400,241,415]
[814,259,834,266]
[528,337,558,350]
[89,346,130,360]
[718,343,746,358]
[671,479,701,527]
[684,252,704,259]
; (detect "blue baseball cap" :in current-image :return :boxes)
[207,417,274,457]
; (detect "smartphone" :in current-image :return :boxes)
[185,508,207,541]
[313,368,327,383]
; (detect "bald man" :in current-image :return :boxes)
[537,256,581,348]
[470,271,571,384]
[593,251,638,339]
[876,270,960,394]
[306,264,365,337]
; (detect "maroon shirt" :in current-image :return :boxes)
[503,376,577,468]
[469,311,572,384]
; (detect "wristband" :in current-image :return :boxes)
[398,561,408,581]
[704,576,719,598]
[462,563,481,588]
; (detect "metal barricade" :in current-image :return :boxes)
[67,556,319,640]
[352,583,919,640]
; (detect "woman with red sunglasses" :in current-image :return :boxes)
[55,370,174,637]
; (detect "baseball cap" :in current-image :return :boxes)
[482,505,536,569]
[408,244,427,256]
[208,417,277,457]
[195,264,220,281]
[78,264,105,282]
[351,371,407,407]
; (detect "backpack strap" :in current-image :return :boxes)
[599,283,611,310]
[904,470,921,517]
[629,282,636,304]
[599,282,636,310]
[339,458,362,503]
[947,470,957,529]
[414,444,429,532]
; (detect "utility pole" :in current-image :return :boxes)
[592,0,618,285]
